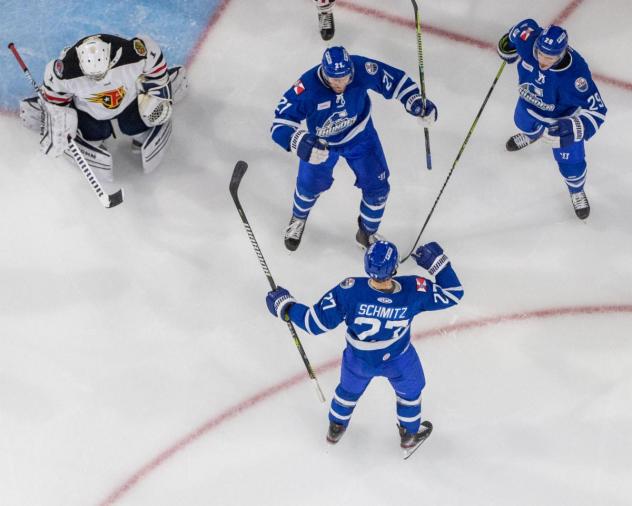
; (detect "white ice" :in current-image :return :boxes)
[1,1,631,505]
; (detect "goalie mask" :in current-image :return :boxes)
[76,36,111,80]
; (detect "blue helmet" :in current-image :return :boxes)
[364,241,399,281]
[535,25,568,57]
[322,46,354,79]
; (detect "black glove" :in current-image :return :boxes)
[497,33,519,64]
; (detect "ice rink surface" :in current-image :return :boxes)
[1,1,631,505]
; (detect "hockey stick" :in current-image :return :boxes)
[229,161,326,404]
[401,61,507,263]
[411,0,431,170]
[8,42,123,209]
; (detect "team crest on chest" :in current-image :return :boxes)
[536,71,545,84]
[87,86,126,109]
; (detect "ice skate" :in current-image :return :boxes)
[326,421,346,444]
[399,421,433,459]
[318,10,335,41]
[570,190,590,220]
[355,217,384,250]
[506,132,536,152]
[284,216,306,251]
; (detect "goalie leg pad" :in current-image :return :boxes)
[141,120,172,174]
[40,101,78,157]
[19,96,43,132]
[168,66,188,104]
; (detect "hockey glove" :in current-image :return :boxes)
[290,129,329,164]
[542,117,584,149]
[412,242,449,276]
[406,95,438,125]
[40,100,78,157]
[137,80,173,128]
[497,33,519,64]
[266,287,296,321]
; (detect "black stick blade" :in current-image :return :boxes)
[229,160,248,200]
[106,189,124,208]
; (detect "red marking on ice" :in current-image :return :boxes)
[185,0,234,68]
[336,0,632,93]
[553,0,586,25]
[98,304,632,505]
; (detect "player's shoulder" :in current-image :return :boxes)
[508,18,541,47]
[284,64,322,99]
[394,274,433,294]
[351,54,385,80]
[48,42,83,80]
[337,276,364,291]
[104,34,150,68]
[555,46,589,74]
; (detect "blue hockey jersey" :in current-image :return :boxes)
[271,55,420,150]
[508,19,607,140]
[286,264,463,366]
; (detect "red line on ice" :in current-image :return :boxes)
[186,0,234,68]
[337,0,632,92]
[553,0,585,25]
[98,304,632,505]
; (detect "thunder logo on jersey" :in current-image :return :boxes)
[87,86,126,109]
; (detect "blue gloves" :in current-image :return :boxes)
[544,117,584,148]
[266,286,296,321]
[497,33,519,64]
[406,95,438,125]
[412,242,450,276]
[290,129,329,164]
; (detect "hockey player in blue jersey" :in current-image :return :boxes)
[497,20,607,220]
[265,240,463,451]
[271,46,437,251]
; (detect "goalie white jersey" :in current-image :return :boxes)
[42,34,169,121]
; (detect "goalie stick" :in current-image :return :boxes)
[229,161,326,404]
[8,42,123,209]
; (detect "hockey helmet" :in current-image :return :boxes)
[76,35,111,80]
[535,25,568,57]
[322,46,354,80]
[365,241,399,281]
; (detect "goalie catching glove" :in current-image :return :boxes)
[137,80,173,127]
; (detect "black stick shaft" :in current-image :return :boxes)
[401,61,507,263]
[411,0,432,170]
[229,161,326,403]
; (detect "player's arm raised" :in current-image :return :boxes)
[411,242,464,310]
[358,56,437,125]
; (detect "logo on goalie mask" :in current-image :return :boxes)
[87,86,127,109]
